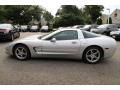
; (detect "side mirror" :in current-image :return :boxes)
[51,38,56,42]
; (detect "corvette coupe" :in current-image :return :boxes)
[6,28,116,64]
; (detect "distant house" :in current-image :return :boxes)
[101,14,108,24]
[110,9,120,24]
[101,9,120,24]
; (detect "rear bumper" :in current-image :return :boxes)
[104,40,117,58]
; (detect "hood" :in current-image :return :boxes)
[0,29,10,33]
[21,35,41,40]
[7,35,42,47]
[14,35,42,43]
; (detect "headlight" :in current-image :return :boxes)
[4,29,9,34]
[4,32,8,34]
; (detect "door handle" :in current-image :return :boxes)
[72,41,77,44]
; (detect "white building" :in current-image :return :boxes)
[101,9,120,24]
[110,9,120,24]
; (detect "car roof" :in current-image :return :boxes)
[59,28,80,31]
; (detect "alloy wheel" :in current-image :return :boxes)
[86,49,101,63]
[15,47,27,60]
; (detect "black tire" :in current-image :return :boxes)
[13,44,31,60]
[17,32,20,38]
[83,46,103,64]
[10,34,14,41]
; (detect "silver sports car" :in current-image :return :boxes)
[6,28,116,64]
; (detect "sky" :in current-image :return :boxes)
[0,0,120,16]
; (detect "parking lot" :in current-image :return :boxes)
[0,32,120,84]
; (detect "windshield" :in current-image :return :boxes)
[0,24,12,29]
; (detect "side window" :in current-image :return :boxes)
[47,30,78,40]
[82,31,99,38]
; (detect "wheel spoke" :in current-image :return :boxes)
[91,56,94,61]
[93,55,98,59]
[21,48,24,52]
[86,54,92,57]
[16,48,21,53]
[89,50,94,54]
[93,50,99,55]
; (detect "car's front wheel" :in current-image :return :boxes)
[83,47,103,64]
[13,44,30,60]
[10,34,14,41]
[17,32,20,38]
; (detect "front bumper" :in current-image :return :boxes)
[0,33,11,40]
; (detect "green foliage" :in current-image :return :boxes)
[97,18,102,25]
[0,5,43,24]
[54,5,104,27]
[54,5,84,28]
[83,5,104,23]
[53,14,84,28]
[56,5,80,16]
[81,11,92,24]
[43,11,53,22]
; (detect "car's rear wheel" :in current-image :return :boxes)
[83,47,103,64]
[13,44,30,60]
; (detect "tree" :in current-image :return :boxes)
[43,11,53,22]
[0,5,44,24]
[43,11,54,30]
[83,5,104,23]
[0,6,7,22]
[81,10,92,24]
[97,18,102,25]
[54,5,84,28]
[56,5,80,16]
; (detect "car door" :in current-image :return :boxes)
[41,30,80,55]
